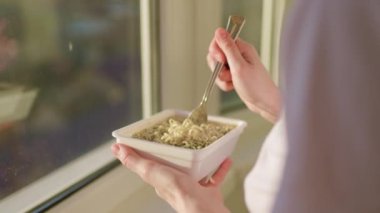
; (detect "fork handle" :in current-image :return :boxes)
[201,16,245,104]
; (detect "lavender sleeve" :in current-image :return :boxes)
[275,0,380,212]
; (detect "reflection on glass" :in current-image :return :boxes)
[221,0,263,113]
[0,0,141,199]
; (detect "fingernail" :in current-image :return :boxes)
[219,29,228,39]
[209,177,216,184]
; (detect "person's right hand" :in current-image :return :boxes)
[207,28,281,123]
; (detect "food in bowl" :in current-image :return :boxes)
[112,109,247,180]
[132,116,235,150]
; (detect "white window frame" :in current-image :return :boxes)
[261,0,289,84]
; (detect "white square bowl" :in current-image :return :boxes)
[112,109,247,180]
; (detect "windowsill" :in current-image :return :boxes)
[47,162,240,213]
[0,141,116,212]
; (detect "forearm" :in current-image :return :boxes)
[180,200,230,213]
[176,190,230,213]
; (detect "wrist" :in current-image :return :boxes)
[186,202,230,213]
[178,192,230,213]
[247,86,282,123]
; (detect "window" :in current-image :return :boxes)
[0,0,141,208]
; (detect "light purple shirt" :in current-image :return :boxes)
[245,0,380,212]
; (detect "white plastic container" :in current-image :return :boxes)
[112,109,247,180]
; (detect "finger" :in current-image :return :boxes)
[214,28,245,72]
[112,144,185,188]
[207,54,233,91]
[218,68,232,82]
[208,37,226,63]
[112,144,154,179]
[207,49,229,73]
[111,143,119,156]
[208,158,233,186]
[235,39,258,64]
[207,54,233,82]
[207,56,232,81]
[206,53,217,71]
[215,78,234,92]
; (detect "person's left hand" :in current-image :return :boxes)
[111,143,231,213]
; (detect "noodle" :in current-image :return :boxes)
[132,116,235,149]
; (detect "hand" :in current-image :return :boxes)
[207,28,281,123]
[111,143,231,213]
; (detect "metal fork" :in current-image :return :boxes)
[187,15,245,125]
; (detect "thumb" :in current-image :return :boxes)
[112,144,140,170]
[214,28,245,71]
[202,158,232,187]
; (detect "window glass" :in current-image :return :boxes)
[0,0,141,199]
[221,0,263,113]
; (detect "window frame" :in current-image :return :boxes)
[261,0,289,85]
